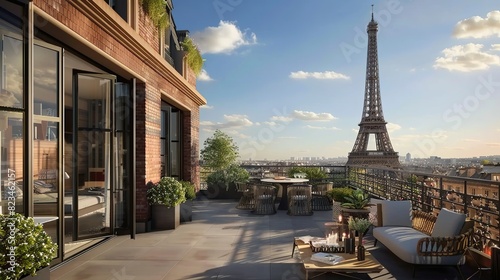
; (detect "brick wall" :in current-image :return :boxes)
[34,0,203,225]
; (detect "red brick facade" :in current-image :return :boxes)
[33,0,205,227]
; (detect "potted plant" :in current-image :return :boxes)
[205,165,249,199]
[287,167,327,184]
[201,130,249,199]
[146,177,186,230]
[347,217,373,261]
[326,187,354,204]
[180,180,196,223]
[326,187,354,222]
[0,213,57,280]
[340,189,372,223]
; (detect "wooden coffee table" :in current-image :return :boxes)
[294,238,384,279]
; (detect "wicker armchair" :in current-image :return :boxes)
[287,184,312,216]
[252,184,276,215]
[235,182,255,210]
[311,182,333,211]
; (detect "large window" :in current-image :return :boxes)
[161,102,181,179]
[0,8,25,216]
[32,42,62,251]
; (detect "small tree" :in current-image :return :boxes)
[201,130,249,190]
[201,130,239,171]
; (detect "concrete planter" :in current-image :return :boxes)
[20,266,50,280]
[180,200,193,223]
[151,204,180,230]
[203,183,241,199]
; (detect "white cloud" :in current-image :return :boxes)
[433,43,500,72]
[289,70,350,80]
[225,130,250,139]
[463,138,481,142]
[263,121,282,127]
[200,104,214,109]
[387,122,402,133]
[291,110,336,121]
[200,114,253,129]
[487,143,500,147]
[197,69,213,81]
[306,125,340,130]
[270,115,293,122]
[453,10,500,39]
[492,44,500,51]
[190,21,257,54]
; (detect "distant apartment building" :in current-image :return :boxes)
[0,0,205,265]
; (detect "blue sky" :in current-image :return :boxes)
[172,0,500,161]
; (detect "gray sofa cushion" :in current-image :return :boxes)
[381,200,412,227]
[431,208,465,237]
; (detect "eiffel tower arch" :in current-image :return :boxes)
[346,11,400,169]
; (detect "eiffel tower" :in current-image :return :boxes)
[346,10,400,168]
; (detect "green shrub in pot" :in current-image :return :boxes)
[146,177,186,207]
[0,213,57,279]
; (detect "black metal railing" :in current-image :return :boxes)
[200,164,499,253]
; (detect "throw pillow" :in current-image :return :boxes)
[381,200,412,227]
[431,208,466,237]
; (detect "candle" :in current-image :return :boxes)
[338,215,342,223]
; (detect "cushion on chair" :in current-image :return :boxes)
[431,208,466,237]
[381,200,412,227]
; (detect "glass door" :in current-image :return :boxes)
[71,72,115,240]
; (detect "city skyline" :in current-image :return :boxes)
[173,1,500,160]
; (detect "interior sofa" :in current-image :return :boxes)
[373,200,473,278]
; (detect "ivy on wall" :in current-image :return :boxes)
[141,0,169,30]
[181,37,204,76]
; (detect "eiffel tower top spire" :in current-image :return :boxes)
[346,8,400,168]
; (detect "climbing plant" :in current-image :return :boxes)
[181,36,204,76]
[141,0,169,30]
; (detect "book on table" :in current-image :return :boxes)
[310,252,344,265]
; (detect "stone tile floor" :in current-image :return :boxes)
[50,197,483,280]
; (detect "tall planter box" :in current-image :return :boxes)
[152,204,180,230]
[20,266,50,280]
[180,200,193,222]
[204,183,241,199]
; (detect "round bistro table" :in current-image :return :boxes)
[260,178,309,210]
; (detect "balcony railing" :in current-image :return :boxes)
[200,164,500,254]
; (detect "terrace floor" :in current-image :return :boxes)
[50,197,485,280]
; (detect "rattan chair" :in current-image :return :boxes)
[252,184,276,215]
[235,182,255,210]
[311,182,333,211]
[287,184,313,216]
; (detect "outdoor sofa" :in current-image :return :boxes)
[373,200,473,277]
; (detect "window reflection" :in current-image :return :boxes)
[1,35,23,108]
[0,112,23,215]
